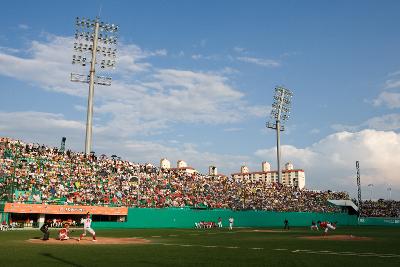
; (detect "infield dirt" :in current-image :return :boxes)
[27,237,151,245]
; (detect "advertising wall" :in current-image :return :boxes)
[3,203,128,216]
[358,217,400,226]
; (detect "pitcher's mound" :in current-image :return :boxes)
[241,229,287,233]
[27,237,150,245]
[298,235,372,241]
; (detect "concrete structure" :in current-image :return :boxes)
[241,165,249,174]
[177,160,188,168]
[209,166,218,176]
[160,158,171,169]
[169,160,197,174]
[262,161,271,172]
[285,162,294,170]
[231,162,305,189]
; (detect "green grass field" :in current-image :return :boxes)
[0,226,399,267]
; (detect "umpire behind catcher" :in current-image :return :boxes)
[40,221,51,241]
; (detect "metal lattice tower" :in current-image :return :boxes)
[356,161,362,216]
[266,86,293,184]
[60,137,66,153]
[71,17,118,154]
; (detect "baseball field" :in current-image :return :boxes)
[0,226,399,266]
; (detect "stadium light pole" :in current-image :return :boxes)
[387,187,392,200]
[71,17,118,154]
[368,183,374,200]
[266,86,293,184]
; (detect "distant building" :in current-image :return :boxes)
[231,162,305,189]
[160,158,171,169]
[262,161,271,172]
[240,165,249,174]
[177,160,188,168]
[209,165,218,176]
[170,160,197,174]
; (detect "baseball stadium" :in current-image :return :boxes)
[0,137,399,267]
[1,1,400,267]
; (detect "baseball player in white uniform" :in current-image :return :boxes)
[229,217,234,230]
[79,213,96,241]
[218,217,222,228]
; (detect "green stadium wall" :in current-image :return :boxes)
[92,208,358,228]
[357,217,400,226]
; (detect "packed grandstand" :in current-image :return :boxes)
[0,137,398,217]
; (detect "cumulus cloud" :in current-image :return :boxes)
[0,34,266,137]
[255,130,400,199]
[384,78,400,89]
[0,111,85,150]
[0,111,251,174]
[332,113,400,132]
[373,92,400,108]
[370,70,400,108]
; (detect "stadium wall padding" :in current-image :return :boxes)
[92,208,358,228]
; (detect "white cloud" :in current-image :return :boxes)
[0,110,251,174]
[233,46,245,53]
[18,24,30,30]
[0,46,20,54]
[255,129,400,199]
[384,79,400,89]
[332,113,400,132]
[388,70,400,77]
[237,56,280,67]
[0,111,85,151]
[370,71,400,108]
[372,92,400,108]
[223,127,243,132]
[0,34,268,137]
[191,54,202,60]
[364,114,400,130]
[310,128,320,134]
[190,53,220,61]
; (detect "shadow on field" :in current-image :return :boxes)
[39,252,84,267]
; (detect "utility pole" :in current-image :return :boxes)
[71,17,118,154]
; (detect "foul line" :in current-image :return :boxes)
[292,249,400,258]
[149,243,399,258]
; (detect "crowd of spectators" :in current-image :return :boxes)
[360,200,400,218]
[1,137,349,213]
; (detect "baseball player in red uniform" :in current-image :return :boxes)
[318,221,336,235]
[79,212,96,241]
[58,223,70,241]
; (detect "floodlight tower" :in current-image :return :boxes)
[266,86,293,184]
[71,17,118,154]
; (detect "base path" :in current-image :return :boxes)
[27,237,151,245]
[298,235,372,241]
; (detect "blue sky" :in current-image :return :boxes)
[1,0,400,200]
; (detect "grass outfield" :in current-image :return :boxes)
[0,226,399,266]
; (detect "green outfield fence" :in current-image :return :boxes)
[92,208,359,228]
[357,217,400,226]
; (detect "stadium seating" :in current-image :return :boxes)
[2,137,397,216]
